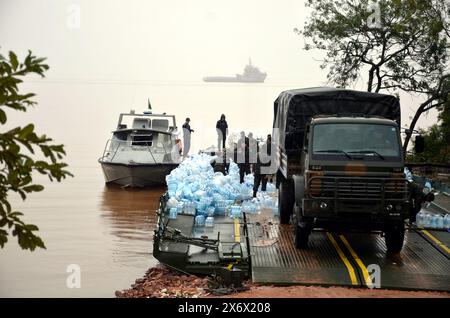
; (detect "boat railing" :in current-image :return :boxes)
[99,139,171,164]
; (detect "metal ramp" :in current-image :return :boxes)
[248,213,361,287]
[248,210,450,291]
[342,230,450,291]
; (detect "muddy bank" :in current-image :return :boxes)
[117,266,450,298]
[116,265,252,298]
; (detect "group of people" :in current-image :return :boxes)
[174,115,274,198]
[174,114,228,160]
[234,132,273,198]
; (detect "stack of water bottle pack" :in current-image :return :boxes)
[416,210,450,231]
[164,154,278,227]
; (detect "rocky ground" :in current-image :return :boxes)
[116,265,450,298]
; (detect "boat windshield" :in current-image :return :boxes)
[118,114,176,132]
[312,123,401,159]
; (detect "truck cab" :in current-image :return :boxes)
[293,116,409,251]
[273,87,410,253]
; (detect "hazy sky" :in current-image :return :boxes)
[0,0,439,157]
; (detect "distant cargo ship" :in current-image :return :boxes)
[203,59,267,83]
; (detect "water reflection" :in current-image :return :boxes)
[99,185,165,264]
[100,185,164,239]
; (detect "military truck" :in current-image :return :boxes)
[273,87,422,252]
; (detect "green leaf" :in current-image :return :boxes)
[0,108,6,124]
[24,224,39,231]
[23,184,44,193]
[19,124,34,139]
[9,51,18,70]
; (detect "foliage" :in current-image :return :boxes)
[407,100,450,164]
[297,0,449,94]
[297,0,450,156]
[0,50,72,251]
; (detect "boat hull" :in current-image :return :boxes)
[99,161,178,187]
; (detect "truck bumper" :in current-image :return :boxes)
[302,198,409,226]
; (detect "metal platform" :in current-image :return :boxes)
[154,210,250,276]
[154,195,449,292]
[248,210,450,291]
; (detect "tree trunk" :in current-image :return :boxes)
[402,109,421,158]
[402,97,436,157]
[367,68,374,92]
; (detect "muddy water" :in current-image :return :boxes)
[0,165,164,297]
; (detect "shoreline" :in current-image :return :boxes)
[116,265,450,298]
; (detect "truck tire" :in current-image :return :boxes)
[293,175,305,207]
[278,178,295,224]
[384,223,405,253]
[293,205,311,249]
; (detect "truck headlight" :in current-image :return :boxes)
[320,202,328,209]
[386,204,393,211]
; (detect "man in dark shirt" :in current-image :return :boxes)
[237,131,250,183]
[182,118,194,158]
[253,135,273,197]
[216,114,228,152]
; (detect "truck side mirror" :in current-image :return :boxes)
[414,135,425,153]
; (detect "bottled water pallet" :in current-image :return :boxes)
[248,210,450,292]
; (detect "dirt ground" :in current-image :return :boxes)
[117,265,450,298]
[223,285,450,298]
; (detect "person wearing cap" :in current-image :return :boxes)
[182,118,194,158]
[216,114,228,152]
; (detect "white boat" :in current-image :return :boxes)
[99,111,180,187]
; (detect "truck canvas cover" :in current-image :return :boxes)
[273,87,401,158]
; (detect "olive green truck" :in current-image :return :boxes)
[273,87,423,253]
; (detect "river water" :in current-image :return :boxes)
[0,165,164,297]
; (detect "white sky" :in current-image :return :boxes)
[0,0,439,156]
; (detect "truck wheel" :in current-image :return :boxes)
[293,205,311,249]
[384,223,405,253]
[279,179,294,224]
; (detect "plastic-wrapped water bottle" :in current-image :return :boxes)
[195,215,205,227]
[423,212,432,228]
[207,206,215,217]
[416,211,425,227]
[205,216,214,227]
[176,202,184,214]
[430,214,439,229]
[444,214,450,230]
[435,214,444,229]
[229,205,242,219]
[169,207,177,220]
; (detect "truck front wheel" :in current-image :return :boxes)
[384,223,405,253]
[293,205,311,249]
[278,179,294,224]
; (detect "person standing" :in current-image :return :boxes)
[253,136,272,197]
[247,132,258,172]
[216,114,228,152]
[237,131,250,183]
[253,155,268,197]
[182,118,194,158]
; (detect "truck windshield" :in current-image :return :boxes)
[312,123,401,159]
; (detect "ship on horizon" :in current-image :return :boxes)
[203,59,267,83]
